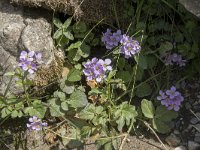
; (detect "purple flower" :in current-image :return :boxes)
[18,51,43,74]
[157,90,167,100]
[35,52,43,64]
[166,86,180,99]
[102,29,122,50]
[27,116,47,131]
[164,53,186,67]
[83,58,112,83]
[157,86,184,111]
[120,35,141,58]
[21,61,37,74]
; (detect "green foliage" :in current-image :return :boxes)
[2,1,199,149]
[141,100,178,133]
[114,102,138,131]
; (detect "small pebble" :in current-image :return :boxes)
[165,133,181,147]
[190,117,199,125]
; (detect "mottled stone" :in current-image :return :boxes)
[188,141,200,150]
[180,0,200,18]
[0,0,60,95]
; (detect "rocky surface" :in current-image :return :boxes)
[0,0,57,95]
[180,0,200,18]
[11,0,121,23]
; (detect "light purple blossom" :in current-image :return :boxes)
[102,29,122,50]
[83,58,112,83]
[18,51,43,74]
[120,35,141,59]
[164,53,186,67]
[27,116,47,131]
[157,86,184,111]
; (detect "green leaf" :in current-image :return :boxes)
[48,98,65,117]
[24,104,47,119]
[79,104,95,120]
[114,102,137,131]
[153,119,171,134]
[134,54,148,69]
[155,105,178,122]
[146,55,157,69]
[53,17,62,28]
[67,68,81,82]
[63,31,74,40]
[79,43,91,58]
[66,41,81,51]
[69,90,88,108]
[118,57,125,70]
[73,22,87,33]
[61,102,69,111]
[157,42,173,55]
[116,71,131,83]
[136,83,152,97]
[54,91,66,101]
[63,17,72,29]
[61,85,75,94]
[141,99,155,119]
[11,110,18,118]
[53,29,62,39]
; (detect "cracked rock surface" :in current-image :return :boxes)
[0,0,55,95]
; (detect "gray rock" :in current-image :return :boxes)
[194,124,200,132]
[188,141,200,150]
[174,146,187,150]
[0,0,55,95]
[180,0,200,18]
[165,133,181,147]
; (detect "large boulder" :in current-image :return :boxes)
[0,0,62,95]
[180,0,200,18]
[11,0,120,23]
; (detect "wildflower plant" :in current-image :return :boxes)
[2,5,198,148]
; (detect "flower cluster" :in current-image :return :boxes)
[83,58,112,83]
[18,51,43,74]
[157,86,184,111]
[164,53,186,67]
[27,116,47,131]
[102,29,122,50]
[120,35,141,59]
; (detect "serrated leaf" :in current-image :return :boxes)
[153,119,171,134]
[69,90,88,108]
[114,102,137,131]
[141,99,155,118]
[67,69,81,82]
[155,105,178,122]
[136,83,152,97]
